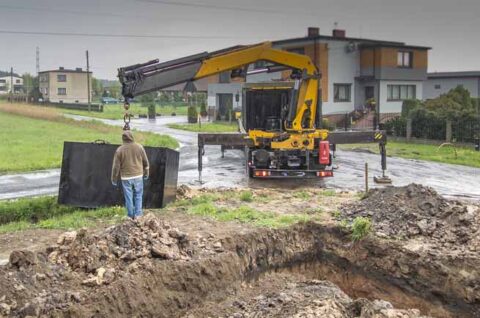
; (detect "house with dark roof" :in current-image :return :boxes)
[424,71,480,99]
[204,27,430,121]
[38,67,92,103]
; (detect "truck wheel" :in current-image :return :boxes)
[248,167,254,178]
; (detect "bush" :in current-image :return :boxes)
[321,118,335,131]
[401,99,422,118]
[351,217,372,241]
[200,101,208,117]
[384,117,407,137]
[187,106,198,123]
[239,190,253,202]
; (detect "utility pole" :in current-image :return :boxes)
[86,50,91,112]
[36,47,40,75]
[10,67,13,102]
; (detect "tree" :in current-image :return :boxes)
[425,86,474,120]
[22,73,38,93]
[140,92,157,119]
[91,77,104,97]
[106,81,122,99]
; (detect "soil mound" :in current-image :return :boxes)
[341,184,480,248]
[222,280,429,318]
[48,214,194,278]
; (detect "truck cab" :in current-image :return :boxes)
[241,83,333,178]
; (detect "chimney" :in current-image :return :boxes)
[307,27,319,37]
[59,66,65,70]
[76,67,82,72]
[332,29,346,38]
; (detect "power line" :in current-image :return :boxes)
[137,0,315,15]
[0,30,260,40]
[0,4,154,19]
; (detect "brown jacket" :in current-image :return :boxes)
[111,131,149,182]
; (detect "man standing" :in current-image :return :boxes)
[111,131,149,219]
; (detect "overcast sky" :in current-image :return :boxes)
[0,0,479,79]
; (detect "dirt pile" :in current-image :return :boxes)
[218,280,429,318]
[47,214,201,280]
[341,184,480,249]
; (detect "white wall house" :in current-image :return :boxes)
[0,75,23,94]
[205,27,430,121]
[424,72,480,99]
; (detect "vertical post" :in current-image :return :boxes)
[344,112,348,131]
[380,142,387,177]
[86,50,91,112]
[198,137,203,183]
[446,120,452,142]
[406,118,413,142]
[10,67,13,102]
[364,162,369,193]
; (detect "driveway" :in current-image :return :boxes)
[1,115,479,200]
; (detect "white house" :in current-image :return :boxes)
[205,27,430,122]
[0,75,23,94]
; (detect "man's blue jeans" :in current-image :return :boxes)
[121,177,144,219]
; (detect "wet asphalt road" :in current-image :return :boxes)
[1,115,479,200]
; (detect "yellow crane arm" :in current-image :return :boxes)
[118,42,321,131]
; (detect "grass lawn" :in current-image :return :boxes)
[0,196,125,234]
[0,103,178,173]
[338,141,480,168]
[167,122,238,132]
[59,103,189,119]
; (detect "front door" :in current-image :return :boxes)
[365,86,374,100]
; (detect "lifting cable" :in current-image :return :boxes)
[123,100,131,130]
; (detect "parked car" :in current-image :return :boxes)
[101,97,118,104]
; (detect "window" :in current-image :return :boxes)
[397,51,413,68]
[334,84,351,102]
[387,85,416,101]
[434,84,441,89]
[58,88,67,95]
[219,72,230,83]
[254,60,267,70]
[287,47,305,55]
[0,79,5,83]
[39,74,48,82]
[57,74,67,82]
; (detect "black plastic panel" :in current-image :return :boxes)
[58,142,179,209]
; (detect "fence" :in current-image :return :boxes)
[385,115,480,145]
[325,111,399,131]
[38,101,104,112]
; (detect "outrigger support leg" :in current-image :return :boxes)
[198,144,204,184]
[374,142,392,184]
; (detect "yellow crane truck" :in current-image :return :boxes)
[118,42,389,182]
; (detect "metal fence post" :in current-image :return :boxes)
[406,118,412,142]
[446,120,452,143]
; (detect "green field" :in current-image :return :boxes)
[60,103,189,119]
[0,104,178,173]
[338,141,480,168]
[167,122,238,132]
[0,196,124,233]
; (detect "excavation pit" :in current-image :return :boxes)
[0,185,478,317]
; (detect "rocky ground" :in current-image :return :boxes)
[340,183,480,254]
[0,184,479,317]
[184,274,431,318]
